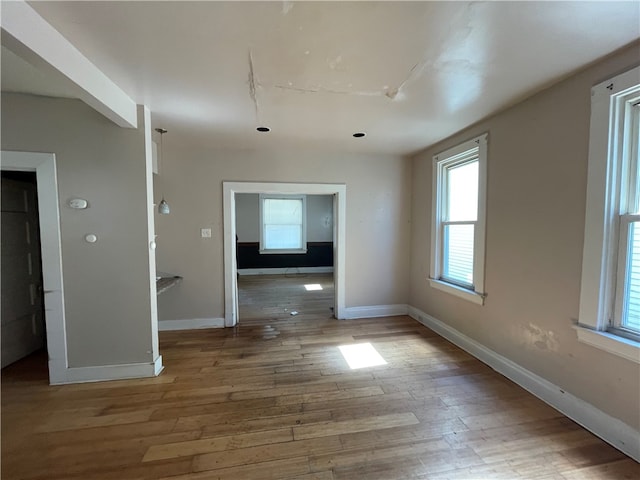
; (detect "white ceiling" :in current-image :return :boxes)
[3,1,639,155]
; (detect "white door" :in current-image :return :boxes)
[1,175,45,367]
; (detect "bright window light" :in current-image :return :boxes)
[304,284,323,291]
[338,343,387,370]
[260,195,306,252]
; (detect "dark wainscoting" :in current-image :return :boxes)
[237,242,333,269]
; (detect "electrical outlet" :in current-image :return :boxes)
[201,228,212,238]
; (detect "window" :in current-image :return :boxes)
[577,65,640,362]
[614,102,640,337]
[430,134,488,305]
[259,194,306,253]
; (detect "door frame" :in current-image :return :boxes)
[223,182,346,326]
[1,151,67,383]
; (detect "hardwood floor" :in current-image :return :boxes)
[238,273,335,322]
[2,277,638,479]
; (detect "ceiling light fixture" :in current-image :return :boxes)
[256,127,270,132]
[353,132,366,138]
[155,128,170,215]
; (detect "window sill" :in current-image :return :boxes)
[428,279,485,305]
[573,325,640,364]
[259,249,307,255]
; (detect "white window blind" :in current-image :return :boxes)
[442,160,478,288]
[624,222,640,331]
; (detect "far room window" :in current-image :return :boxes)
[430,134,488,305]
[259,194,307,253]
[577,65,640,361]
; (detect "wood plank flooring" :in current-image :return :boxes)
[2,275,638,479]
[238,273,335,322]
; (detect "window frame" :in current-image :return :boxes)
[259,194,307,254]
[613,103,640,337]
[430,133,488,305]
[577,65,640,363]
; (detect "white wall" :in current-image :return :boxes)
[409,42,640,430]
[235,193,260,242]
[1,93,158,369]
[154,147,411,322]
[235,193,333,242]
[307,195,333,242]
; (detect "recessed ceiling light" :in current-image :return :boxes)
[257,127,270,132]
[353,132,366,138]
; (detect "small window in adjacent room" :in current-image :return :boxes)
[259,194,307,254]
[430,133,488,305]
[577,65,640,363]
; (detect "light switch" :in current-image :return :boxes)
[201,228,212,238]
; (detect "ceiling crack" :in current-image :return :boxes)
[272,57,430,101]
[247,49,260,118]
[385,59,428,100]
[253,49,428,103]
[273,84,383,97]
[282,1,294,15]
[274,85,321,94]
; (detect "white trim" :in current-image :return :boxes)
[428,279,485,305]
[344,304,409,319]
[430,133,488,303]
[141,106,160,364]
[408,305,640,462]
[579,65,640,331]
[158,318,225,331]
[1,151,68,385]
[224,182,346,325]
[153,355,164,376]
[53,360,162,385]
[238,267,334,276]
[0,0,137,128]
[574,326,640,364]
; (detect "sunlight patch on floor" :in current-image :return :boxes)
[304,284,323,291]
[338,343,387,369]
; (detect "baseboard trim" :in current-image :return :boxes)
[158,318,225,331]
[52,359,162,385]
[407,305,640,462]
[238,267,334,276]
[344,304,409,319]
[153,355,164,376]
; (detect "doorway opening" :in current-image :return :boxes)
[1,171,47,375]
[237,273,335,323]
[235,193,335,322]
[223,182,346,326]
[1,151,67,384]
